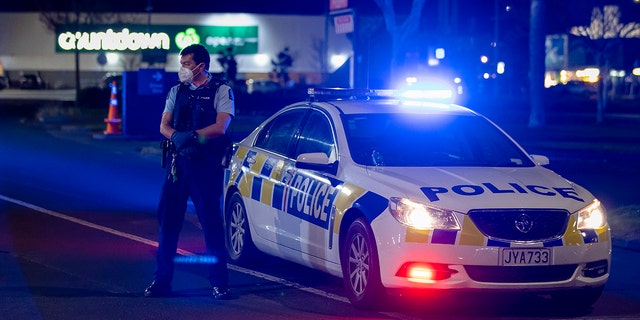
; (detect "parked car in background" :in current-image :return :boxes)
[548,80,598,100]
[19,72,45,90]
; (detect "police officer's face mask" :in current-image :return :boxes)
[178,63,202,83]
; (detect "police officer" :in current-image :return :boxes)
[145,44,234,300]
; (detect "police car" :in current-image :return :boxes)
[223,88,610,309]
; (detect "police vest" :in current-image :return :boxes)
[172,81,221,132]
[172,80,231,162]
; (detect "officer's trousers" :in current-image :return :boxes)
[154,153,228,288]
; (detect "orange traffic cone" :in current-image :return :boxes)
[103,80,122,135]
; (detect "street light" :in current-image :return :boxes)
[497,61,505,74]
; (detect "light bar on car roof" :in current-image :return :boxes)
[307,87,371,99]
[307,88,400,99]
[307,87,454,102]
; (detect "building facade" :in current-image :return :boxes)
[0,12,351,89]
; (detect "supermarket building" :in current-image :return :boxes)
[0,12,351,89]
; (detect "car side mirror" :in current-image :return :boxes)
[530,154,550,166]
[296,152,338,175]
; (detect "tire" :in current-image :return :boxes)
[341,218,385,309]
[225,192,257,265]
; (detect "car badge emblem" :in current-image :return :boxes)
[514,213,533,234]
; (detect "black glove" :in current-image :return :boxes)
[171,131,198,151]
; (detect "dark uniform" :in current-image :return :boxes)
[151,79,233,296]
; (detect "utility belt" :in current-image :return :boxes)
[160,135,232,168]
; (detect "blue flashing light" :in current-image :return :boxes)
[398,78,456,103]
[401,89,453,100]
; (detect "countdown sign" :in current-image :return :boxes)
[55,25,258,54]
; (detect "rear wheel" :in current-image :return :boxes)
[225,193,257,265]
[341,218,385,309]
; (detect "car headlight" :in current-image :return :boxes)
[388,197,461,230]
[577,199,607,229]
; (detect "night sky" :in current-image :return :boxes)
[3,1,638,27]
[1,0,327,14]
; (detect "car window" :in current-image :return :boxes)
[295,110,336,161]
[254,108,307,157]
[344,113,534,167]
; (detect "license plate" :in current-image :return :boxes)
[500,248,550,266]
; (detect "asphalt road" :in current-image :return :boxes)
[0,109,387,320]
[1,100,640,319]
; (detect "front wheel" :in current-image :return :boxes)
[340,218,385,309]
[225,192,257,265]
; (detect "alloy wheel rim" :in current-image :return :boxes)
[230,203,245,255]
[348,233,370,296]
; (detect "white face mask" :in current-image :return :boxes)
[178,66,194,83]
[178,63,201,83]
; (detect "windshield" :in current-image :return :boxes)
[343,113,534,167]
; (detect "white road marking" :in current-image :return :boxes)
[2,194,418,319]
[0,194,347,303]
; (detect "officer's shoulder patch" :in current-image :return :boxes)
[228,88,234,101]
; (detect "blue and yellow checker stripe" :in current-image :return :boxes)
[232,148,288,209]
[331,183,388,234]
[230,147,389,234]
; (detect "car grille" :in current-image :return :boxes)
[467,209,570,242]
[465,265,578,283]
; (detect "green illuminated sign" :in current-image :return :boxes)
[175,28,201,50]
[56,24,258,54]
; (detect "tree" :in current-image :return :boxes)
[569,5,640,123]
[371,0,427,82]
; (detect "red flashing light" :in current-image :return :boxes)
[396,262,456,283]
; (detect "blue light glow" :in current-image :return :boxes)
[401,89,453,100]
[174,255,219,264]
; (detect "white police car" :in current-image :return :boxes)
[223,88,611,309]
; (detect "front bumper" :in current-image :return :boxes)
[373,216,611,291]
